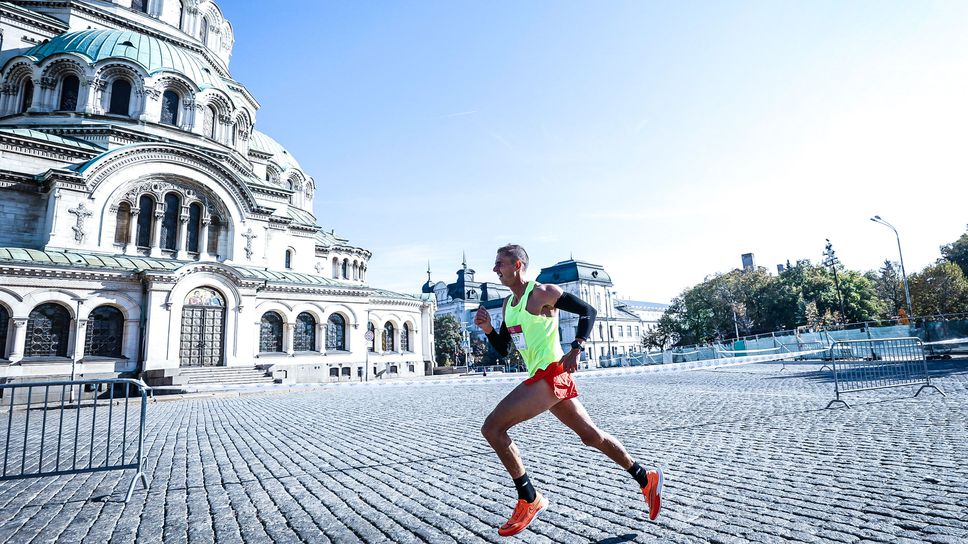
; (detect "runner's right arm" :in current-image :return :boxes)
[485,322,512,356]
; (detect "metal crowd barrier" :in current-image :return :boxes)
[0,378,150,502]
[826,338,945,409]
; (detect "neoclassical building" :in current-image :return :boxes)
[0,0,434,386]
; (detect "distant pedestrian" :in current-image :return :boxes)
[476,244,663,537]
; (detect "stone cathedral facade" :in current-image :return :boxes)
[0,0,434,386]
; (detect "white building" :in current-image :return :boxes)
[0,0,435,386]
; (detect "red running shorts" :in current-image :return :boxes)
[523,361,579,400]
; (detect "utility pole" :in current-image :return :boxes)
[823,239,847,322]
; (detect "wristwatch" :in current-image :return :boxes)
[570,339,585,352]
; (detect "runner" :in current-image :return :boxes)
[476,244,663,537]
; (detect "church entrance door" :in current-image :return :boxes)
[179,287,225,367]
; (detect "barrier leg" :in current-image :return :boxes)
[914,384,946,398]
[825,398,850,409]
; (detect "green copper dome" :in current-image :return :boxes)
[24,29,220,88]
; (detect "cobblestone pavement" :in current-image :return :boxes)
[1,361,966,543]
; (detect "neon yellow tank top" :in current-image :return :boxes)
[503,281,565,377]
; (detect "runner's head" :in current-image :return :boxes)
[494,244,529,285]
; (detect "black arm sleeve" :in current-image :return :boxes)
[485,322,512,357]
[554,292,597,341]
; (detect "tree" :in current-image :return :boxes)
[433,314,463,365]
[867,260,903,319]
[909,261,968,316]
[940,225,968,278]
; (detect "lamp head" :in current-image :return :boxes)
[873,215,882,221]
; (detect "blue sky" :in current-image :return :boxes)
[223,1,968,302]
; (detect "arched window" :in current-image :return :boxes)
[160,90,179,126]
[367,322,375,352]
[187,202,202,253]
[136,194,153,248]
[85,306,124,358]
[285,250,292,269]
[58,75,79,111]
[259,312,284,353]
[160,193,180,251]
[108,79,131,116]
[326,314,345,351]
[132,0,149,13]
[401,323,411,352]
[0,306,9,359]
[25,303,71,357]
[114,202,131,244]
[200,16,210,45]
[207,215,221,256]
[293,312,316,352]
[382,322,395,352]
[204,105,216,139]
[332,257,339,279]
[175,1,184,29]
[341,259,348,279]
[20,79,33,113]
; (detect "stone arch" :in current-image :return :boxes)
[93,60,148,116]
[254,300,295,322]
[165,271,240,367]
[0,59,37,115]
[21,289,82,320]
[322,303,359,326]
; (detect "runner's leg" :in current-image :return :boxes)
[549,398,634,469]
[481,379,562,478]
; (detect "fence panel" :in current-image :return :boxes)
[0,378,150,502]
[826,338,945,409]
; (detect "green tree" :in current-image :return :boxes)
[909,261,968,316]
[866,260,902,319]
[940,225,968,278]
[433,314,463,365]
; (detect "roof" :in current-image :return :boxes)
[249,130,302,172]
[619,299,671,311]
[0,128,105,152]
[535,259,612,285]
[286,207,319,229]
[0,248,416,301]
[314,229,350,247]
[20,29,224,90]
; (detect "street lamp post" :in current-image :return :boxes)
[871,215,913,319]
[823,239,847,321]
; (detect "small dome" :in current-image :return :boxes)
[23,29,221,87]
[249,130,302,172]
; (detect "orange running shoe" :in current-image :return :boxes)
[641,468,663,520]
[497,492,548,537]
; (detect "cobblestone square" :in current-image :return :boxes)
[1,362,966,543]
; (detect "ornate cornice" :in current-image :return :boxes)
[0,4,68,34]
[0,132,102,161]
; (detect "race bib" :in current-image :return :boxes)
[508,325,528,350]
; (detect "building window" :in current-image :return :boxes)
[408,363,415,373]
[332,257,339,279]
[132,0,149,13]
[627,325,632,336]
[25,303,71,357]
[0,306,8,359]
[58,75,79,111]
[114,202,131,244]
[382,322,395,352]
[342,259,348,279]
[160,193,179,251]
[204,106,216,139]
[200,16,209,45]
[367,322,375,352]
[285,250,292,269]
[20,79,33,113]
[293,312,316,352]
[401,323,411,352]
[187,203,202,253]
[108,79,132,115]
[207,215,221,256]
[85,306,124,358]
[635,326,640,337]
[136,195,153,248]
[326,314,346,351]
[160,90,179,126]
[259,312,284,353]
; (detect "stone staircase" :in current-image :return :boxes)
[144,366,276,388]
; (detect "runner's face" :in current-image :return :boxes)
[493,253,519,285]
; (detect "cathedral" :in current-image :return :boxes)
[0,0,435,387]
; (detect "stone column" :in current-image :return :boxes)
[73,319,88,363]
[285,322,295,356]
[149,208,164,257]
[8,318,28,363]
[125,208,140,255]
[317,322,326,352]
[83,78,104,114]
[198,217,211,261]
[176,209,190,260]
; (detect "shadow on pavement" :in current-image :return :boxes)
[596,534,638,544]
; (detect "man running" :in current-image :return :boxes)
[476,244,663,537]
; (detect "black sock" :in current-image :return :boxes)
[513,473,537,503]
[628,461,650,488]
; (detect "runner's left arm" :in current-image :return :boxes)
[554,292,597,341]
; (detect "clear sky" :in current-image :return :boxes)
[222,1,968,302]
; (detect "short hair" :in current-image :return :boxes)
[497,244,529,270]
